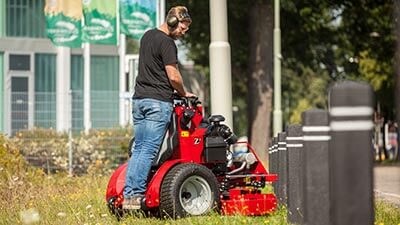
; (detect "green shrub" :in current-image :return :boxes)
[11,128,68,173]
[0,134,44,206]
[9,127,133,175]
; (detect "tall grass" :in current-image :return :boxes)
[1,135,399,224]
[0,172,290,225]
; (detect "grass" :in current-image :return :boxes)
[2,172,400,225]
[0,134,289,224]
[375,201,400,225]
[0,173,290,225]
[1,135,399,225]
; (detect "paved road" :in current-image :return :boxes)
[374,164,400,207]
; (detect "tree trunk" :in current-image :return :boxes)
[394,1,400,131]
[247,0,274,166]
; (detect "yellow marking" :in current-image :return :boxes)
[181,131,190,137]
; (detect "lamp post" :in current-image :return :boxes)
[209,0,233,129]
[273,0,282,136]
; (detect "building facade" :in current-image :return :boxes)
[0,0,136,135]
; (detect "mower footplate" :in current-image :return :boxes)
[221,189,277,216]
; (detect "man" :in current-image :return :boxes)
[123,6,195,210]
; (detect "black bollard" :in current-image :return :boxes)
[268,141,273,174]
[302,109,330,225]
[286,124,304,224]
[329,81,374,225]
[278,132,288,206]
[272,137,279,197]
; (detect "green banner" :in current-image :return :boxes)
[44,0,82,48]
[120,0,156,40]
[82,0,117,45]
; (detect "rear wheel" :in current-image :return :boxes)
[159,163,219,218]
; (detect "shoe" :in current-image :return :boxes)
[122,196,142,210]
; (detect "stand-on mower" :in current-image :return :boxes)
[106,96,277,218]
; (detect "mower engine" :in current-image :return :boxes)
[106,96,277,218]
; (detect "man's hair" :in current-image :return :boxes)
[166,6,192,24]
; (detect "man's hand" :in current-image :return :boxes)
[184,92,196,98]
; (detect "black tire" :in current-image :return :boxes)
[159,163,220,218]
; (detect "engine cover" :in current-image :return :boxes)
[204,136,227,163]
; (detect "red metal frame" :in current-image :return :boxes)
[145,159,183,208]
[106,99,278,216]
[221,188,277,215]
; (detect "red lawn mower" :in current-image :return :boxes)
[106,96,277,218]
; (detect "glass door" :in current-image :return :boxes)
[5,53,34,136]
[11,76,29,134]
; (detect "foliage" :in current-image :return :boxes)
[335,0,396,118]
[165,1,397,134]
[280,1,340,125]
[9,127,132,175]
[167,0,251,136]
[10,128,69,173]
[126,36,139,54]
[0,134,45,214]
[0,172,290,224]
[282,63,330,124]
[374,200,400,225]
[1,135,399,224]
[0,165,398,224]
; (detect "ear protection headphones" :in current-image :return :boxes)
[167,12,190,28]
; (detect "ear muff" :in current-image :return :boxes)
[167,16,179,28]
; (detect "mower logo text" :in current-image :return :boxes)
[181,131,189,137]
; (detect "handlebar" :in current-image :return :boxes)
[172,92,201,107]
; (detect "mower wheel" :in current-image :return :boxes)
[159,163,219,218]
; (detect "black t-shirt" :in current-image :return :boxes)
[133,29,178,102]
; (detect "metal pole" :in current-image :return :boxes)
[56,47,71,132]
[119,34,126,126]
[329,81,374,225]
[159,0,165,25]
[273,0,282,136]
[68,128,73,176]
[83,43,91,133]
[209,0,233,129]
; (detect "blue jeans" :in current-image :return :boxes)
[124,98,173,198]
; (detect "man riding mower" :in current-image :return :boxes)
[106,96,277,218]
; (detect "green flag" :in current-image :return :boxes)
[120,0,157,40]
[82,0,117,45]
[44,0,82,48]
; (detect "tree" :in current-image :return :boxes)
[165,1,397,153]
[335,1,395,119]
[247,0,273,163]
[166,1,273,159]
[166,0,251,137]
[280,1,337,124]
[394,0,400,128]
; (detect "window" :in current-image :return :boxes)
[34,53,56,129]
[6,0,46,38]
[9,54,30,71]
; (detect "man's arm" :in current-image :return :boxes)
[165,64,195,97]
